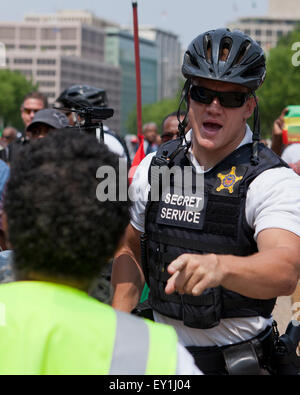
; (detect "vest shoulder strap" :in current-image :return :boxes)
[148,138,190,184]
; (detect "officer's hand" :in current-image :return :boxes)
[165,253,223,296]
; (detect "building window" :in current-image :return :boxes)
[61,45,77,51]
[266,30,272,37]
[0,27,15,40]
[37,58,56,65]
[41,28,58,40]
[60,28,77,40]
[255,29,261,36]
[37,80,56,87]
[37,70,56,76]
[41,46,57,51]
[277,30,283,37]
[14,58,33,64]
[20,28,36,40]
[244,29,251,35]
[20,45,36,50]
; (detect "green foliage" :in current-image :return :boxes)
[258,29,300,137]
[0,69,38,130]
[126,81,185,134]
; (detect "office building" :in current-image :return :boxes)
[269,0,300,20]
[0,19,121,132]
[133,27,182,101]
[227,0,300,52]
[24,9,119,29]
[105,28,157,134]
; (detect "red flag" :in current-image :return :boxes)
[129,1,145,184]
[128,136,145,183]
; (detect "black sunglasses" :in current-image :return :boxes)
[161,132,180,142]
[22,108,41,115]
[190,86,251,108]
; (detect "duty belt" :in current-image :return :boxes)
[186,325,274,375]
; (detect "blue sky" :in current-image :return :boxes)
[0,0,268,47]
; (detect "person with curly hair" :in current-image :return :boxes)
[0,129,200,375]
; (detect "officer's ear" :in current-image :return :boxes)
[244,95,257,120]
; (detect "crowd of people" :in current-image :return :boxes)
[0,27,299,376]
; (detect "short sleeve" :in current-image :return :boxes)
[129,153,155,233]
[246,167,300,240]
[281,144,300,164]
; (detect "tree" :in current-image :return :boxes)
[126,80,185,135]
[0,70,38,131]
[258,28,300,137]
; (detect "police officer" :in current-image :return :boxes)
[112,29,300,375]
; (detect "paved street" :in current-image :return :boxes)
[273,296,292,334]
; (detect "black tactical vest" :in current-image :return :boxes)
[143,139,289,329]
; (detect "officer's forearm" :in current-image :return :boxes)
[220,246,300,299]
[166,229,300,300]
[111,254,145,312]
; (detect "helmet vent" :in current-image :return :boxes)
[203,34,212,63]
[233,40,251,66]
[219,37,232,62]
[186,50,199,68]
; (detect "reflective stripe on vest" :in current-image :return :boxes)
[110,310,178,375]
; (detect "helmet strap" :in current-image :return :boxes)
[177,78,191,145]
[251,93,260,166]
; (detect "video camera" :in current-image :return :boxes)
[283,105,300,144]
[55,97,114,125]
[54,97,114,143]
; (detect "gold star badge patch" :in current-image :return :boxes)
[216,166,243,194]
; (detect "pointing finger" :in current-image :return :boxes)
[167,256,187,275]
[165,270,180,295]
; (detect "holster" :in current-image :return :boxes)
[222,340,261,375]
[186,325,272,375]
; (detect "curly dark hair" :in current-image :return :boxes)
[4,129,131,283]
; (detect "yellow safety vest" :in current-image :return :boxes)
[0,281,178,375]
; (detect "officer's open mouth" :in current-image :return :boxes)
[203,122,223,132]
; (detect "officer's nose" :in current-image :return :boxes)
[206,97,223,115]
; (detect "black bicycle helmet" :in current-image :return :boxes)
[56,85,108,108]
[182,28,266,91]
